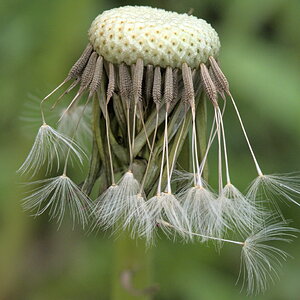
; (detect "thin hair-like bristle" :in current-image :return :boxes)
[119,63,132,103]
[181,63,195,108]
[132,58,144,102]
[64,78,81,95]
[145,65,154,103]
[107,62,115,103]
[209,56,229,94]
[42,44,93,102]
[200,63,218,105]
[152,66,162,105]
[17,124,84,176]
[164,67,173,105]
[68,43,93,79]
[51,77,81,110]
[89,56,103,97]
[22,175,92,229]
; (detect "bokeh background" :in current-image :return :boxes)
[1,0,300,299]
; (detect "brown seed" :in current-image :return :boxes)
[152,66,162,105]
[68,43,93,79]
[107,62,115,102]
[200,63,217,106]
[181,63,195,108]
[172,68,179,101]
[89,56,103,96]
[119,63,132,103]
[209,66,225,100]
[208,56,229,94]
[132,58,144,102]
[164,66,173,104]
[145,65,154,103]
[80,51,98,91]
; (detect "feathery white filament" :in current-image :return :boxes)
[93,172,140,230]
[161,219,297,295]
[181,185,219,238]
[248,173,300,207]
[219,183,264,234]
[144,193,191,241]
[22,175,92,228]
[18,124,84,177]
[240,221,297,294]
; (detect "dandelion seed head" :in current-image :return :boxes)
[89,6,220,68]
[18,4,300,295]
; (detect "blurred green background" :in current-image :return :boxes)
[1,0,300,299]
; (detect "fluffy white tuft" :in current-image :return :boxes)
[247,174,300,211]
[18,124,84,177]
[92,185,120,229]
[22,175,92,228]
[92,172,141,230]
[180,186,218,240]
[240,221,298,295]
[144,193,191,241]
[220,183,265,234]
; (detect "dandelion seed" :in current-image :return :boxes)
[92,185,120,230]
[240,221,298,294]
[93,172,141,231]
[248,173,300,208]
[23,175,92,228]
[18,124,84,176]
[160,219,298,295]
[220,183,264,234]
[144,193,191,242]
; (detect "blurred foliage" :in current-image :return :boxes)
[0,0,300,299]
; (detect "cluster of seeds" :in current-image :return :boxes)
[18,6,300,295]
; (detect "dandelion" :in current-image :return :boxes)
[160,219,298,294]
[18,5,300,294]
[240,221,298,294]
